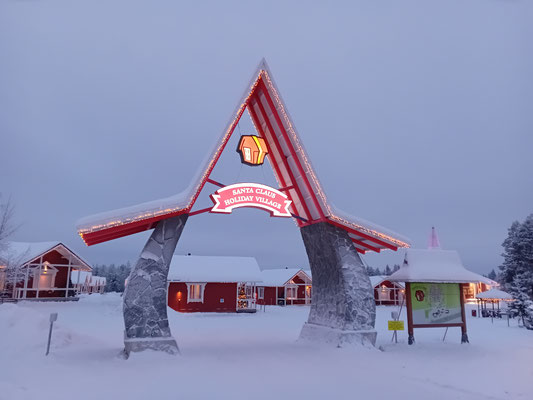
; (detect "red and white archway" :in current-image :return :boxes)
[77,60,410,254]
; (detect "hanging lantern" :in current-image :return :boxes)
[236,135,268,166]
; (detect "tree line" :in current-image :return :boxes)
[91,262,132,293]
[499,214,533,328]
[366,264,400,276]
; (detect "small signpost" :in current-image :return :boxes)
[388,311,404,343]
[46,312,58,356]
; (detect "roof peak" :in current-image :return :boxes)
[428,226,441,250]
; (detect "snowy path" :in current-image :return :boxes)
[1,294,531,400]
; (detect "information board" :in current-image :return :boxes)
[410,283,463,325]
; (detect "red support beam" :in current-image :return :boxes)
[350,237,381,253]
[258,78,326,220]
[248,100,304,227]
[251,93,313,222]
[189,207,213,216]
[206,178,225,188]
[328,219,398,251]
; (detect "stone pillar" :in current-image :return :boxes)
[299,222,377,347]
[123,214,188,358]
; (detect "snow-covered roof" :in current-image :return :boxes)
[0,241,92,271]
[260,268,310,287]
[388,249,493,284]
[476,289,513,300]
[369,275,404,288]
[71,270,92,285]
[90,276,107,286]
[168,255,262,283]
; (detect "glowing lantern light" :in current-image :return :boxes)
[237,135,268,166]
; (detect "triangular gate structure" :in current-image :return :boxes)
[77,60,410,253]
[76,60,411,357]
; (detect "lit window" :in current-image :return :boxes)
[187,283,205,303]
[286,286,297,300]
[32,262,57,289]
[258,287,264,299]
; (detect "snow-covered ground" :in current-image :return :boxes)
[1,294,531,400]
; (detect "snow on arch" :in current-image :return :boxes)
[76,59,411,253]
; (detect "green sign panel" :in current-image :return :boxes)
[410,283,463,325]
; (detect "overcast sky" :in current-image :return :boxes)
[1,0,532,274]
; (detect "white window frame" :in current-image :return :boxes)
[257,287,264,299]
[186,283,206,303]
[32,263,58,289]
[286,286,297,300]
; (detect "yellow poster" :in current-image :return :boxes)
[388,320,405,331]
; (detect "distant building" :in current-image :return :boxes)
[167,255,262,313]
[370,276,405,306]
[70,271,107,295]
[256,268,312,306]
[0,241,93,301]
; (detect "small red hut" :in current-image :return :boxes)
[0,241,92,301]
[167,255,262,313]
[371,276,405,306]
[256,268,312,306]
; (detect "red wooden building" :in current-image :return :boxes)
[0,241,93,301]
[167,255,262,313]
[370,276,405,306]
[256,268,312,306]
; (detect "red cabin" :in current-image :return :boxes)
[256,268,312,306]
[371,276,405,306]
[0,241,93,301]
[167,255,262,313]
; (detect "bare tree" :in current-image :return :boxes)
[0,194,23,298]
[0,194,16,251]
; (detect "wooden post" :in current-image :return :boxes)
[36,256,43,299]
[23,263,30,299]
[459,283,469,343]
[65,255,72,298]
[405,282,415,345]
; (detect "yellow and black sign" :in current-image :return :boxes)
[237,135,268,166]
[388,320,405,331]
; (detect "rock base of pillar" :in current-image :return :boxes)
[299,322,377,348]
[123,334,179,358]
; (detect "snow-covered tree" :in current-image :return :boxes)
[487,269,497,281]
[0,194,16,252]
[0,195,24,297]
[499,214,533,329]
[92,262,132,292]
[384,265,392,275]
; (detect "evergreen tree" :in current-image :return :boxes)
[499,214,533,329]
[487,269,497,281]
[508,272,533,328]
[384,265,392,276]
[392,264,400,273]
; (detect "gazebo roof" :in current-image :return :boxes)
[476,288,513,301]
[388,248,494,284]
